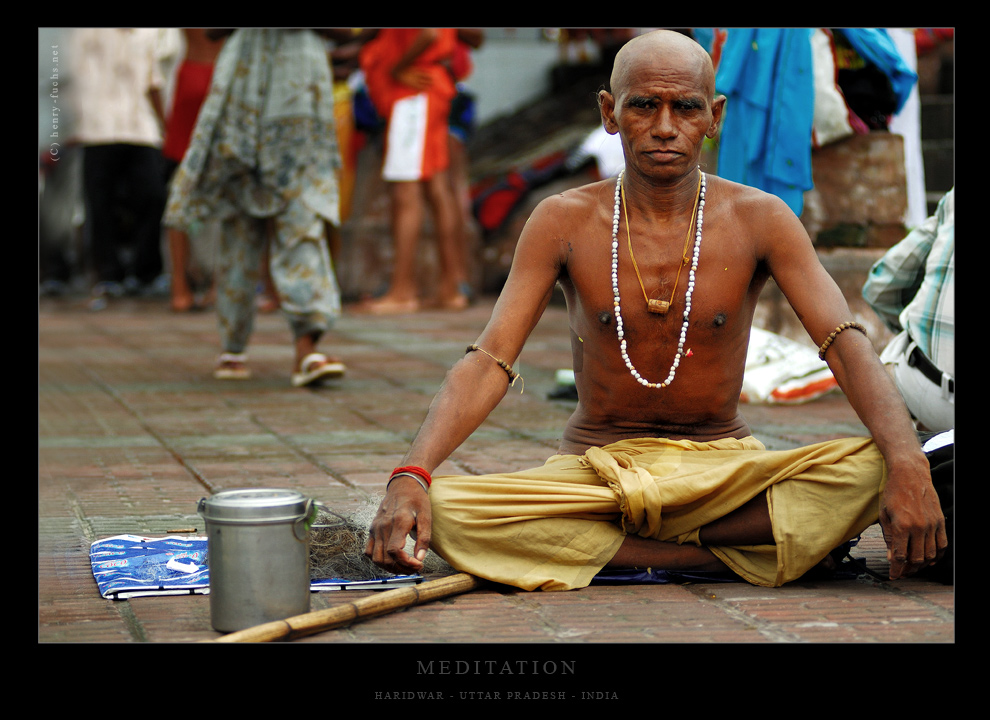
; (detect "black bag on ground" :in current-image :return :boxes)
[916,431,953,585]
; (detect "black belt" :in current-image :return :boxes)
[908,345,954,394]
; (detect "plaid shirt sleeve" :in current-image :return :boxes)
[862,189,954,368]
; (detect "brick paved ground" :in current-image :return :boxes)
[39,294,954,667]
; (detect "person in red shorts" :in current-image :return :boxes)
[357,28,467,314]
[161,29,224,311]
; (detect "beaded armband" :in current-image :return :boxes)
[818,322,867,360]
[466,344,524,393]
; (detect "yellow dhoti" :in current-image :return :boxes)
[430,436,886,590]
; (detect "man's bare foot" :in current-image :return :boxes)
[171,292,197,312]
[257,293,280,313]
[426,293,469,311]
[352,296,420,315]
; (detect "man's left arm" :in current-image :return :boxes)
[147,31,168,133]
[821,327,945,578]
[761,196,946,579]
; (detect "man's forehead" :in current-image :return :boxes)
[619,70,709,99]
[610,32,713,96]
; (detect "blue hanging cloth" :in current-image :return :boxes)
[715,28,815,216]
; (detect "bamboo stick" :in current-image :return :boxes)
[212,573,484,643]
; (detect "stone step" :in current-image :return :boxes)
[920,94,953,142]
[922,138,954,196]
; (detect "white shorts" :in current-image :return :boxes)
[382,94,429,181]
[381,92,449,181]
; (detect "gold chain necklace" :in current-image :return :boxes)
[610,168,706,389]
[621,171,702,315]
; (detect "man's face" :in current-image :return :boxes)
[601,49,724,182]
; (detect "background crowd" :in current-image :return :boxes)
[38,27,953,429]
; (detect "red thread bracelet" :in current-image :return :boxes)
[391,465,432,488]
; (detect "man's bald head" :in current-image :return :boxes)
[609,30,716,101]
[597,29,725,182]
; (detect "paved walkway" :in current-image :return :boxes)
[39,294,953,655]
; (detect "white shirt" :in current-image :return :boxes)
[69,28,167,146]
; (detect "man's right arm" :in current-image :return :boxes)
[363,351,528,574]
[365,195,570,574]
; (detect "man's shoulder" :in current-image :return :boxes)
[540,177,613,206]
[528,178,612,224]
[706,175,800,236]
[708,174,787,210]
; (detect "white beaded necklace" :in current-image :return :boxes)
[611,168,706,388]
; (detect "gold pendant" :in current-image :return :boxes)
[647,299,670,315]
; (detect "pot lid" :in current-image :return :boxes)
[199,488,310,522]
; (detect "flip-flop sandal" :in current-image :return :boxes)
[214,353,251,380]
[292,353,346,387]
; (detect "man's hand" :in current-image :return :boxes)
[879,464,947,579]
[365,474,432,575]
[392,66,432,91]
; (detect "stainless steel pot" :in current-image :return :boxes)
[198,488,316,632]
